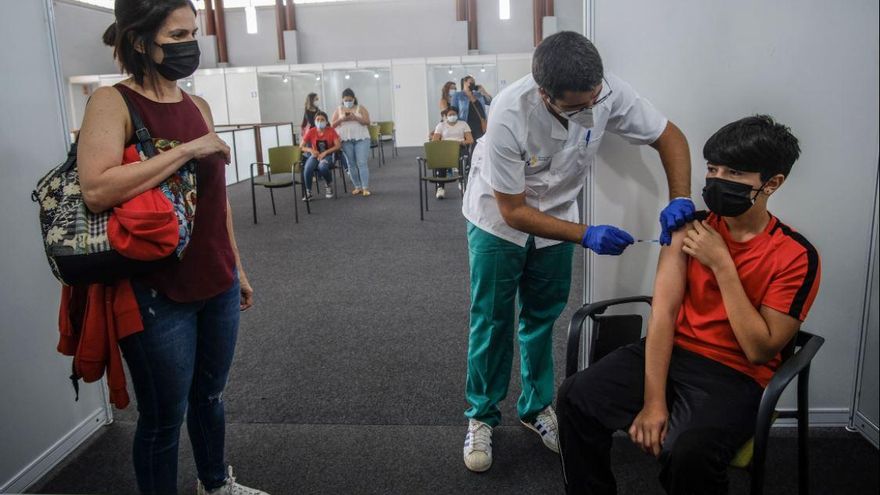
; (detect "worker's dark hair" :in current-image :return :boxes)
[102,0,197,89]
[446,105,460,115]
[532,31,603,100]
[703,115,801,180]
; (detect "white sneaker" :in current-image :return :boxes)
[463,419,493,472]
[302,190,312,201]
[521,406,559,454]
[324,181,334,198]
[436,186,446,199]
[197,466,269,495]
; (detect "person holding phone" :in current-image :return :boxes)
[451,75,492,143]
[331,88,373,196]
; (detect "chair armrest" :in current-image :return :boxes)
[565,296,653,378]
[250,162,269,179]
[756,332,824,426]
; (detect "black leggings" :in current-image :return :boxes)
[556,340,763,495]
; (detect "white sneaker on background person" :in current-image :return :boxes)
[196,466,268,495]
[436,185,446,199]
[324,180,334,198]
[463,418,493,472]
[303,190,312,201]
[521,406,559,453]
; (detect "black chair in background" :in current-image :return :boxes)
[565,296,824,495]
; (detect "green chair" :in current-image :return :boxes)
[417,140,467,221]
[565,296,824,495]
[377,120,397,157]
[250,145,307,224]
[369,123,385,166]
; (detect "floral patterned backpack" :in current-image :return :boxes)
[32,89,196,286]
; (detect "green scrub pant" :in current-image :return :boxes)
[465,222,574,427]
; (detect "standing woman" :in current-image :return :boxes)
[439,80,457,112]
[301,92,320,134]
[331,88,373,196]
[77,2,265,494]
[453,74,492,142]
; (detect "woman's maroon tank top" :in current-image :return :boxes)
[116,84,234,303]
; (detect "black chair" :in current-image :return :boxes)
[565,296,824,495]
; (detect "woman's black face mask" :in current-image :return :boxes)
[702,177,768,217]
[155,40,200,81]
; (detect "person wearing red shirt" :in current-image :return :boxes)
[557,115,821,494]
[300,111,341,200]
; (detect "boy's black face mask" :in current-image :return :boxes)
[702,177,766,217]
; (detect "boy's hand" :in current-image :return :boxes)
[682,220,732,271]
[629,403,669,457]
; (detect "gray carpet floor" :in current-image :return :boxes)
[30,147,879,494]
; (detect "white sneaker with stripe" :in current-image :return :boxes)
[463,419,493,472]
[521,406,560,454]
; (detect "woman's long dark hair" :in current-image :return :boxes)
[305,92,319,111]
[441,81,456,104]
[102,0,197,90]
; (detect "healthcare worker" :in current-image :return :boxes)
[460,31,695,473]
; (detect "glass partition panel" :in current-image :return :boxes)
[322,69,392,123]
[427,64,497,126]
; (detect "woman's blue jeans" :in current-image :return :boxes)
[304,154,333,189]
[120,272,240,495]
[341,138,371,189]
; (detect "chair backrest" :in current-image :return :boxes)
[378,121,394,136]
[423,140,460,170]
[268,146,300,174]
[589,314,644,365]
[368,124,380,142]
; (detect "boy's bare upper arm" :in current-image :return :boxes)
[651,222,692,320]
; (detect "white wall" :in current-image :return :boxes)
[52,0,117,80]
[0,1,109,491]
[587,0,880,421]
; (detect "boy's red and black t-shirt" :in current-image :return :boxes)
[674,212,821,387]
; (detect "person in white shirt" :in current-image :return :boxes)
[460,31,696,473]
[431,106,473,199]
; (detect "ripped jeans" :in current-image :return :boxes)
[120,271,240,495]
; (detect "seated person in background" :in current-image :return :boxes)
[430,105,473,199]
[556,115,821,495]
[300,111,341,199]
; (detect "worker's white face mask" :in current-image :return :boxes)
[562,108,594,129]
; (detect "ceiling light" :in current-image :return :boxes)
[448,67,453,74]
[282,76,289,83]
[345,74,351,80]
[245,4,258,34]
[373,72,379,78]
[315,75,321,81]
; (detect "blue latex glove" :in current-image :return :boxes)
[659,198,696,246]
[581,225,635,255]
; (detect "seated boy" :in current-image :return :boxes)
[430,105,473,199]
[556,115,821,494]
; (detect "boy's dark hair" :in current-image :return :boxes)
[532,31,603,100]
[102,0,197,89]
[446,105,460,115]
[342,88,359,105]
[315,111,329,121]
[703,115,801,180]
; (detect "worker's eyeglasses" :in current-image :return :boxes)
[549,77,613,115]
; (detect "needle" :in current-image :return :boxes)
[636,239,660,243]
